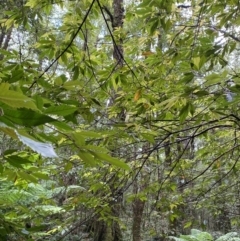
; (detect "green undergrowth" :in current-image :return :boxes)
[169,229,240,241]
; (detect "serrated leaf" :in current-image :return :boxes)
[18,171,38,183]
[65,162,73,172]
[25,0,38,8]
[0,126,18,139]
[91,151,130,170]
[184,221,192,229]
[60,53,68,65]
[205,73,222,85]
[137,0,154,8]
[5,155,33,168]
[179,103,189,123]
[33,95,44,110]
[1,108,56,127]
[135,7,152,15]
[0,83,37,110]
[193,90,209,97]
[150,19,159,35]
[91,98,101,106]
[78,150,96,166]
[134,89,142,102]
[72,132,85,146]
[78,131,102,138]
[181,72,194,84]
[51,121,73,131]
[72,66,80,80]
[32,172,49,180]
[141,133,155,143]
[63,80,82,90]
[44,105,78,116]
[82,145,108,153]
[192,57,201,70]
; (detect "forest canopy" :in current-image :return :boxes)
[0,0,240,240]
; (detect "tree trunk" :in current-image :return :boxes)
[168,137,194,236]
[0,27,12,60]
[90,206,122,241]
[112,0,124,66]
[132,143,150,241]
[132,191,145,241]
[90,0,125,240]
[213,208,231,233]
[212,178,231,233]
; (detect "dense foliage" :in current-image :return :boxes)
[170,229,240,241]
[1,0,240,240]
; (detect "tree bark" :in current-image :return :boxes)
[90,1,125,240]
[112,0,124,66]
[132,181,145,241]
[132,143,150,241]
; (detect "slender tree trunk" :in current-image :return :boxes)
[81,26,88,61]
[132,143,150,241]
[112,0,124,66]
[132,181,145,241]
[167,136,194,236]
[3,28,12,50]
[107,0,125,238]
[0,27,12,60]
[213,178,231,233]
[0,30,5,48]
[90,1,125,239]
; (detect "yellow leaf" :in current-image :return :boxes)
[215,160,221,168]
[143,103,149,109]
[192,57,201,70]
[142,51,154,57]
[134,89,142,102]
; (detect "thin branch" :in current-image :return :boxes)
[28,0,96,90]
[96,0,139,82]
[179,143,240,189]
[210,25,240,43]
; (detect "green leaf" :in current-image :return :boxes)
[5,155,32,168]
[51,121,73,131]
[72,66,80,80]
[0,126,18,139]
[63,80,82,90]
[181,72,194,84]
[141,133,155,143]
[137,0,154,8]
[25,0,38,8]
[91,151,130,170]
[179,102,190,123]
[72,132,85,146]
[33,95,44,110]
[32,172,49,180]
[60,52,68,65]
[78,130,102,138]
[184,221,192,229]
[82,145,108,153]
[78,150,96,166]
[135,7,152,16]
[44,105,78,116]
[0,108,56,127]
[0,83,37,110]
[18,171,38,183]
[205,73,222,85]
[149,18,159,35]
[192,57,201,70]
[65,162,73,172]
